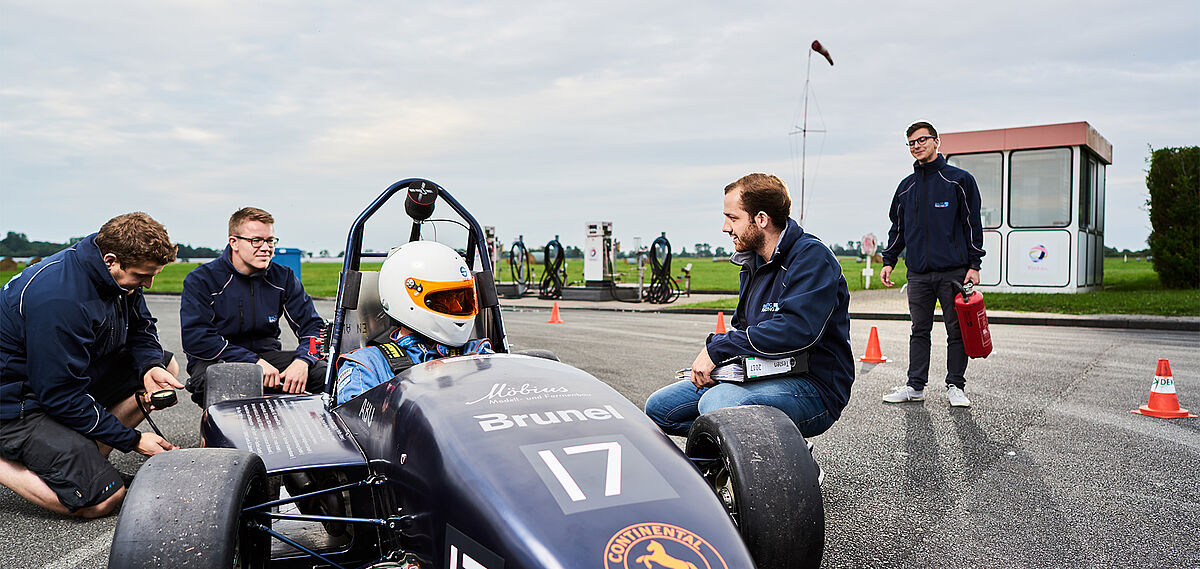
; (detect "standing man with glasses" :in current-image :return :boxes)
[181,207,326,406]
[880,121,985,407]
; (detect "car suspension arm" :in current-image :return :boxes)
[244,475,384,513]
[251,522,351,569]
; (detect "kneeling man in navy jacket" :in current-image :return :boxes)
[0,213,182,517]
[645,173,854,438]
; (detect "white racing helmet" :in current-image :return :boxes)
[378,241,479,346]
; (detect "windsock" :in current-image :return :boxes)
[811,40,834,66]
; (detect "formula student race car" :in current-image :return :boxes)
[109,180,824,569]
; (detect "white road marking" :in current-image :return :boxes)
[40,530,113,569]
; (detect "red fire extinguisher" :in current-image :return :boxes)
[954,282,992,358]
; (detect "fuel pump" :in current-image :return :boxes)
[583,221,615,286]
[484,226,500,269]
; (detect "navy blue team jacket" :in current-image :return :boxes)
[880,154,985,273]
[704,219,855,420]
[0,235,165,452]
[180,246,323,374]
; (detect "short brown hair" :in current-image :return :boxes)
[95,212,177,267]
[724,173,791,229]
[228,207,275,236]
[906,121,938,139]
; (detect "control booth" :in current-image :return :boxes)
[941,121,1111,293]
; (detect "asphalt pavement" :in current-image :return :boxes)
[2,294,1198,568]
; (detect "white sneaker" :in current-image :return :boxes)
[883,385,925,403]
[947,386,972,407]
[805,440,825,486]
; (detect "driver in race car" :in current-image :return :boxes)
[333,241,492,404]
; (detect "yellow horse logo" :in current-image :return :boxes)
[633,540,699,569]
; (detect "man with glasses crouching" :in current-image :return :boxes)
[180,207,327,406]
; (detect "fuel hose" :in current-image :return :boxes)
[508,237,530,296]
[539,237,566,299]
[644,233,681,304]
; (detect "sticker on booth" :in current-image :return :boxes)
[1028,244,1047,263]
[1007,230,1071,287]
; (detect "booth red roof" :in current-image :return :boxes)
[940,121,1111,164]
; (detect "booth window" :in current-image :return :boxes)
[1080,154,1104,231]
[1010,148,1072,228]
[948,152,1002,229]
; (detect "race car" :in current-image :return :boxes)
[109,179,824,569]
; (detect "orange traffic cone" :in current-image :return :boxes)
[715,311,727,334]
[1132,359,1196,418]
[859,326,888,363]
[547,301,564,324]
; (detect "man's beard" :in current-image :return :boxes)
[735,223,765,252]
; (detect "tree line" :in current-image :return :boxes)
[0,232,220,259]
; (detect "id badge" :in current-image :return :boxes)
[744,356,795,379]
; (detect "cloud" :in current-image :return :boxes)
[1,0,1196,256]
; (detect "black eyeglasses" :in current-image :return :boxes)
[906,135,936,148]
[233,235,280,248]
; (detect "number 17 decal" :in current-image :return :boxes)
[521,435,677,515]
[537,441,622,501]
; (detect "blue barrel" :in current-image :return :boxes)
[273,247,303,278]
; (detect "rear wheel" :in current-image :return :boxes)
[110,448,269,568]
[686,405,824,569]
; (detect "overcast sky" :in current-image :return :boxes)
[2,1,1196,257]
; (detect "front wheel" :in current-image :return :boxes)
[110,448,270,568]
[686,405,824,569]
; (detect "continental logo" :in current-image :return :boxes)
[604,522,728,569]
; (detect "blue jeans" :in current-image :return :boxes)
[644,376,834,438]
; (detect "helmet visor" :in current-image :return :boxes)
[409,278,477,318]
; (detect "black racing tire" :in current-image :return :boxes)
[686,405,824,569]
[205,362,265,408]
[109,448,270,568]
[515,349,560,361]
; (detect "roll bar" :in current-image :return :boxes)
[322,179,508,398]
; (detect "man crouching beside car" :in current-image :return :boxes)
[645,173,855,438]
[0,213,182,517]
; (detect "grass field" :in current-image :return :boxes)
[672,257,1199,317]
[3,257,1196,316]
[492,256,902,293]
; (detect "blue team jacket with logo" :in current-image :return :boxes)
[0,235,164,452]
[880,154,985,273]
[704,219,855,419]
[180,246,324,374]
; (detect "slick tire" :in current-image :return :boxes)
[109,448,269,568]
[686,405,824,569]
[515,349,560,361]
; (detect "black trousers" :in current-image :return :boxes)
[905,268,968,390]
[185,349,327,406]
